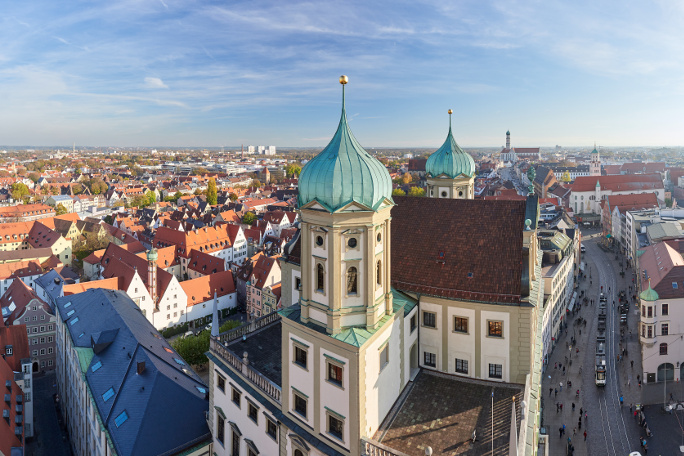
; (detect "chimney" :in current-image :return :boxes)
[137,361,146,375]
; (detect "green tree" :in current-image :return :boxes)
[172,330,210,366]
[55,203,68,215]
[72,183,84,194]
[285,163,302,178]
[219,319,241,333]
[192,167,208,176]
[11,183,29,201]
[129,195,147,208]
[408,187,426,197]
[145,190,156,206]
[28,172,41,183]
[666,198,673,208]
[392,188,406,196]
[228,193,238,201]
[243,211,256,225]
[401,173,412,184]
[50,186,59,195]
[206,178,218,205]
[251,179,262,188]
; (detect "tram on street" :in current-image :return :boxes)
[595,354,606,386]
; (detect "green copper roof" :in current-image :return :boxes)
[298,83,393,213]
[640,283,659,301]
[591,148,599,154]
[506,130,510,135]
[425,114,475,179]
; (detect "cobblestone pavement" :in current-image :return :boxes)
[541,229,644,456]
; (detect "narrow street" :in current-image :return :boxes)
[542,229,644,455]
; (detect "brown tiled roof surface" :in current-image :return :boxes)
[607,192,658,211]
[640,241,684,300]
[180,270,236,306]
[571,174,662,193]
[391,196,525,303]
[0,325,30,372]
[0,356,23,454]
[250,255,281,289]
[0,260,46,280]
[187,249,225,275]
[377,371,522,456]
[621,162,665,174]
[63,277,121,295]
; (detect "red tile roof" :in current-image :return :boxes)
[391,196,525,303]
[606,192,659,212]
[249,255,281,289]
[570,174,663,193]
[63,278,121,295]
[180,270,236,306]
[0,325,30,372]
[154,225,234,258]
[0,355,23,454]
[187,249,226,275]
[0,260,46,280]
[639,241,684,300]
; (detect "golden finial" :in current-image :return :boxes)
[448,109,453,114]
[339,75,348,85]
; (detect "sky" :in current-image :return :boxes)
[1,0,684,148]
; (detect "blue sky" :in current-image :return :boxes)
[1,0,683,148]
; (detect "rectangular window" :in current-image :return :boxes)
[662,324,669,336]
[488,321,503,338]
[294,345,307,369]
[294,392,307,418]
[327,362,343,387]
[662,304,669,316]
[266,417,277,440]
[217,374,226,392]
[424,352,436,367]
[422,311,436,328]
[454,317,468,333]
[248,402,258,423]
[648,326,653,338]
[40,349,45,355]
[231,430,239,455]
[328,414,344,441]
[455,358,468,374]
[232,388,241,407]
[379,344,389,371]
[647,307,653,318]
[410,314,417,333]
[489,363,503,379]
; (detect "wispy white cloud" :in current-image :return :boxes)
[144,77,169,89]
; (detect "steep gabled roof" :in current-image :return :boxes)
[0,325,30,372]
[54,289,211,456]
[180,270,236,306]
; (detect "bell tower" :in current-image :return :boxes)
[590,144,601,177]
[297,76,394,334]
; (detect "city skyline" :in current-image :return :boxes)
[2,0,683,148]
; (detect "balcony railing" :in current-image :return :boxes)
[218,311,281,344]
[361,438,411,456]
[210,334,282,404]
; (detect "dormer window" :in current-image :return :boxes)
[5,346,12,356]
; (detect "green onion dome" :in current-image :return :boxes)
[426,111,475,179]
[298,77,393,212]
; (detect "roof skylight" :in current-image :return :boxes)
[114,411,128,427]
[91,361,102,372]
[102,387,115,402]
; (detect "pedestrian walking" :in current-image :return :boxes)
[550,387,553,396]
[573,427,576,436]
[560,403,563,412]
[630,403,633,413]
[556,403,560,413]
[579,407,583,416]
[572,402,575,411]
[563,366,566,374]
[584,430,587,441]
[563,424,566,435]
[555,388,558,397]
[560,382,563,392]
[559,427,563,438]
[631,360,634,368]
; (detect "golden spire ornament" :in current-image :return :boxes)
[339,75,348,85]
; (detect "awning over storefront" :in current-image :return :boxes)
[579,262,586,272]
[568,292,578,312]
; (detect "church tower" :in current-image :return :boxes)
[425,109,476,199]
[590,145,601,176]
[147,248,158,309]
[506,130,511,149]
[296,75,394,334]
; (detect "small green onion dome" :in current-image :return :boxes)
[426,113,475,179]
[298,78,393,212]
[147,248,158,263]
[639,282,659,301]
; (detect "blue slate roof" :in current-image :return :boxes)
[55,289,211,456]
[34,270,64,311]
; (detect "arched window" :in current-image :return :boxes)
[294,450,304,456]
[347,267,358,295]
[317,264,325,292]
[660,343,668,355]
[376,260,382,286]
